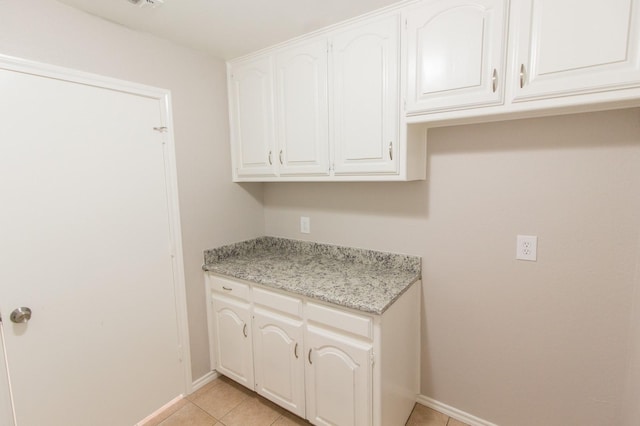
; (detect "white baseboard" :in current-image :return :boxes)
[190,370,219,394]
[416,395,498,426]
[136,394,184,426]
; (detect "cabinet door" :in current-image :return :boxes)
[228,56,277,178]
[253,307,305,417]
[305,325,372,426]
[512,0,640,101]
[406,0,508,113]
[211,295,254,389]
[275,39,330,176]
[331,15,400,176]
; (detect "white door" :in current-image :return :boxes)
[229,55,278,178]
[511,0,640,102]
[305,325,372,426]
[275,39,330,176]
[253,307,305,417]
[211,295,254,389]
[331,15,400,176]
[405,0,508,113]
[0,66,184,425]
[0,322,15,426]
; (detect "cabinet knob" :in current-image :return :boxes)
[492,68,498,93]
[519,64,527,89]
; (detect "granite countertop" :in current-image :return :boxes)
[202,237,421,315]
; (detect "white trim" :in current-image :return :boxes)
[190,370,220,394]
[0,53,193,397]
[135,395,184,426]
[416,395,499,426]
[0,53,168,98]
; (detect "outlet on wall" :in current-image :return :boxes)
[300,216,310,234]
[516,235,537,261]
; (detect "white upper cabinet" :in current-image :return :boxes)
[226,9,426,182]
[275,39,330,176]
[228,56,277,178]
[511,0,640,102]
[331,15,400,176]
[405,0,508,114]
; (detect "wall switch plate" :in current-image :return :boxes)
[516,235,537,261]
[300,216,310,234]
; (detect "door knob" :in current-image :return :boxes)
[10,307,32,324]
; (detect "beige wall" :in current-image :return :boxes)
[264,108,640,426]
[0,0,264,380]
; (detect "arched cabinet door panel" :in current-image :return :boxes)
[253,308,305,417]
[405,0,508,114]
[228,55,277,178]
[305,325,372,426]
[511,0,640,102]
[331,15,400,176]
[212,296,254,389]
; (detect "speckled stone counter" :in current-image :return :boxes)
[202,237,421,315]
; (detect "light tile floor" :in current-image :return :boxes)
[142,376,470,426]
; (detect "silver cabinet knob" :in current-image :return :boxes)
[10,307,32,324]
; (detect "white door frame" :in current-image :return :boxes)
[0,53,193,395]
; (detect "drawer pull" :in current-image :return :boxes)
[294,343,299,359]
[222,286,232,291]
[279,149,283,165]
[519,64,526,88]
[268,151,273,165]
[388,142,393,161]
[242,323,247,338]
[492,68,498,93]
[308,348,313,364]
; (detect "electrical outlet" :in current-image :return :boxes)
[300,216,310,234]
[516,235,537,261]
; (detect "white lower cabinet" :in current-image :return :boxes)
[206,274,421,426]
[252,305,305,417]
[210,293,254,389]
[305,325,372,426]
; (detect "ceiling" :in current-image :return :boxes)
[56,0,404,59]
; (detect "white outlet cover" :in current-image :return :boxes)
[300,216,310,234]
[516,235,537,261]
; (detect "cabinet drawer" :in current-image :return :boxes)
[253,286,302,318]
[210,276,250,301]
[306,302,373,340]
